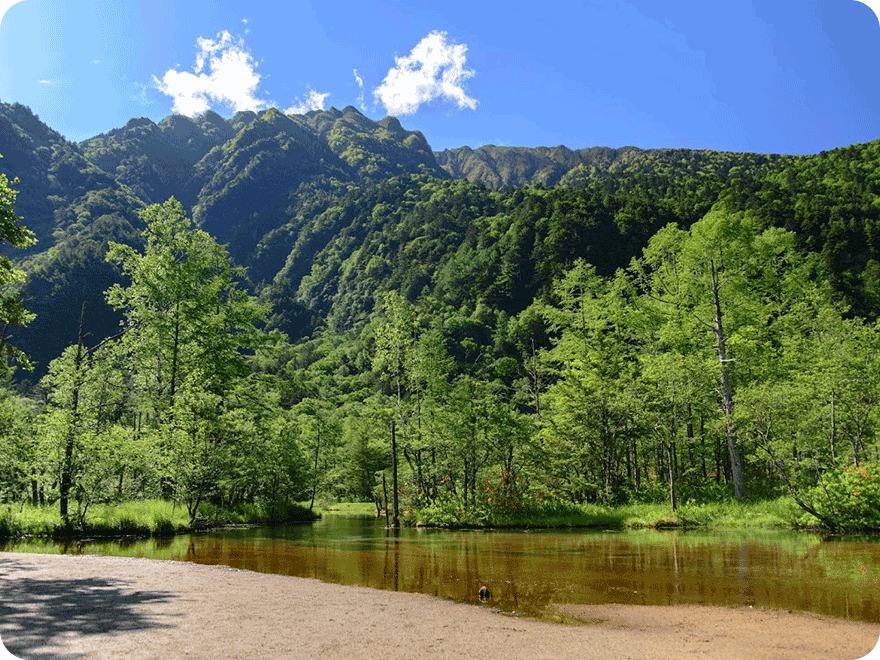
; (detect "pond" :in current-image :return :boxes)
[3,516,879,624]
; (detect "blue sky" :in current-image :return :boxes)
[0,0,879,154]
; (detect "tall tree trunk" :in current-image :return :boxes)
[829,390,837,467]
[710,258,745,499]
[625,436,633,485]
[699,415,708,481]
[382,471,390,528]
[668,415,677,512]
[60,303,86,524]
[632,437,640,493]
[309,435,322,513]
[391,419,399,528]
[685,405,696,478]
[463,455,469,507]
[529,339,542,420]
[169,299,180,418]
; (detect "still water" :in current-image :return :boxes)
[3,516,879,623]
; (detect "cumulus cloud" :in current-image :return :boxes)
[353,68,366,110]
[373,31,477,116]
[153,30,266,117]
[38,79,51,84]
[285,88,330,114]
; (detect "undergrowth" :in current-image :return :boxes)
[0,499,317,540]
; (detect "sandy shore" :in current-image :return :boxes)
[1,552,877,660]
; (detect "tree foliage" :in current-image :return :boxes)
[0,154,36,371]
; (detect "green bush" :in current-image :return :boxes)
[153,516,176,536]
[409,496,490,527]
[812,462,880,530]
[0,508,21,538]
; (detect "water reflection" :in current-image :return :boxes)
[3,517,879,623]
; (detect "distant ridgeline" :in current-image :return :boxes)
[1,99,879,376]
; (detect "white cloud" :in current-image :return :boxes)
[285,88,330,114]
[153,30,266,117]
[353,68,366,110]
[38,79,51,84]
[92,59,100,65]
[373,30,477,116]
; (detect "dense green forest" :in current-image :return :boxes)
[0,100,878,533]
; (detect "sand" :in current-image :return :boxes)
[1,552,877,660]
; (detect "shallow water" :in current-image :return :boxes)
[3,516,879,623]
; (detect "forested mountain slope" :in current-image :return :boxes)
[433,143,792,190]
[0,102,444,373]
[0,103,146,369]
[80,110,236,208]
[433,144,632,189]
[2,100,880,377]
[0,102,127,249]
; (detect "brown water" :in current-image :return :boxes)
[3,517,879,623]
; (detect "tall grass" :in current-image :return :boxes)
[312,501,379,517]
[0,499,317,540]
[407,499,623,529]
[407,496,798,530]
[0,497,802,538]
[617,497,797,529]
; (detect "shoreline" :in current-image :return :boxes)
[6,497,880,543]
[1,552,878,660]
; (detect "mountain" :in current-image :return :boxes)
[434,144,635,189]
[80,105,443,211]
[78,104,444,268]
[0,102,126,250]
[433,143,791,190]
[79,110,236,208]
[0,102,450,374]
[0,102,146,374]
[302,106,441,181]
[2,100,880,379]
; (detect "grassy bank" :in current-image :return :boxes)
[2,496,853,539]
[310,501,378,516]
[0,499,318,540]
[403,497,804,530]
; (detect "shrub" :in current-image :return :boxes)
[411,496,489,527]
[0,508,21,538]
[482,469,544,515]
[812,461,880,530]
[153,516,176,536]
